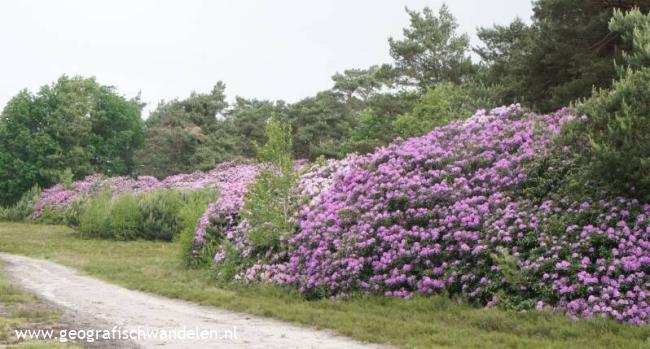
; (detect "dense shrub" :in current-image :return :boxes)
[562,8,650,201]
[78,191,113,238]
[137,190,185,240]
[393,82,499,138]
[266,105,560,295]
[194,120,295,279]
[568,68,650,202]
[107,193,141,240]
[0,186,41,222]
[245,105,648,324]
[486,197,650,324]
[78,189,214,241]
[32,161,257,221]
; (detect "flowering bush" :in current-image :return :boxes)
[487,198,650,324]
[292,155,362,208]
[32,161,257,220]
[238,155,363,282]
[247,105,649,324]
[272,105,563,297]
[193,162,268,242]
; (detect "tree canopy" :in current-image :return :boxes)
[0,76,144,205]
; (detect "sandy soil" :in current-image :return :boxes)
[0,253,389,349]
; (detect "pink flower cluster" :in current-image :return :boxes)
[488,198,650,324]
[193,162,268,242]
[272,105,561,297]
[32,161,259,219]
[292,155,362,208]
[250,105,649,323]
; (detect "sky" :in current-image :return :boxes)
[0,0,533,116]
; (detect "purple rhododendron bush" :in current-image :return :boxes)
[238,105,648,324]
[32,161,263,221]
[25,104,650,324]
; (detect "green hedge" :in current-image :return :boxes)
[77,189,215,241]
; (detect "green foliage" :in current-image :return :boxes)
[135,84,292,178]
[344,110,392,154]
[61,198,84,227]
[475,18,537,107]
[389,4,474,89]
[77,189,214,241]
[78,191,113,238]
[610,7,650,70]
[569,67,650,200]
[393,82,499,138]
[228,98,287,159]
[331,65,395,106]
[257,119,293,171]
[0,186,41,222]
[59,168,74,190]
[477,0,650,112]
[242,170,296,253]
[137,190,184,241]
[283,91,353,159]
[134,83,231,178]
[564,8,650,201]
[178,190,217,268]
[344,91,420,154]
[108,194,141,240]
[0,75,144,205]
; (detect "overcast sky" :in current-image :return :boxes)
[0,0,533,116]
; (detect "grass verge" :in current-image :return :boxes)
[0,260,81,348]
[0,223,649,349]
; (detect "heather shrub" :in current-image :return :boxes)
[78,192,113,238]
[0,186,40,222]
[137,190,184,241]
[108,193,140,240]
[78,189,214,241]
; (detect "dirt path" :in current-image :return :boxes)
[0,253,388,349]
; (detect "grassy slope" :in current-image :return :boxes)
[0,223,648,349]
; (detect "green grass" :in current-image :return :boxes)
[1,223,649,349]
[0,260,81,348]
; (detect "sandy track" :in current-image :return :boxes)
[0,253,388,349]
